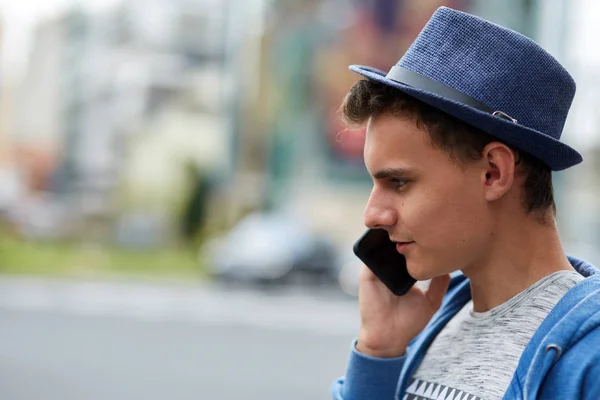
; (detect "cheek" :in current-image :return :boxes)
[405,200,489,279]
[402,184,487,247]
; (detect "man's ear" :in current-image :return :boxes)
[481,142,516,202]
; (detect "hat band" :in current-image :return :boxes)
[386,65,493,113]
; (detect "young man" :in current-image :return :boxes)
[331,7,600,400]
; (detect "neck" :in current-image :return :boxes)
[463,215,574,312]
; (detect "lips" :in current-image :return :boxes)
[395,241,414,253]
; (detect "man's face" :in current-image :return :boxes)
[363,114,492,280]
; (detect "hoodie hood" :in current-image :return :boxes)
[508,256,600,399]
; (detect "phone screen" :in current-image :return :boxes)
[353,228,416,296]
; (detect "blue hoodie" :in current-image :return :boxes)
[331,257,600,399]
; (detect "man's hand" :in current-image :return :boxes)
[356,265,451,358]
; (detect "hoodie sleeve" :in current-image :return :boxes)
[330,340,406,400]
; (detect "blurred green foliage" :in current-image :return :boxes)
[0,232,209,281]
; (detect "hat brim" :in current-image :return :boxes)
[350,65,583,171]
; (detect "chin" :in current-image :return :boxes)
[406,261,433,281]
[406,258,450,281]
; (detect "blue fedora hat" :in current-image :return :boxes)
[350,7,582,171]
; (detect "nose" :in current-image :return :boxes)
[363,189,397,229]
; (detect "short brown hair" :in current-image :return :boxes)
[341,79,555,221]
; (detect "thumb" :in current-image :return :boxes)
[425,274,451,310]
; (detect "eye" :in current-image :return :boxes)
[389,178,408,191]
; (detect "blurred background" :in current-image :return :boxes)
[0,0,599,399]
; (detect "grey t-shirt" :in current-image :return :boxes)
[405,270,583,400]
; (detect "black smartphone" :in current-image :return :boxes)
[353,228,416,296]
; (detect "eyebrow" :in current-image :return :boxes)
[373,167,415,180]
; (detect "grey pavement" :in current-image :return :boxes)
[0,277,359,400]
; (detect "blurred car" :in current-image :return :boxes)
[203,212,339,288]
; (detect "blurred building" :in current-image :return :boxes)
[12,15,63,191]
[14,0,231,242]
[0,19,26,215]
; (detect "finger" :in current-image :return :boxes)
[425,274,451,310]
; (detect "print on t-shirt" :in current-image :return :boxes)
[404,378,482,400]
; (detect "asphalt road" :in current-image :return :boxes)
[0,277,359,400]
